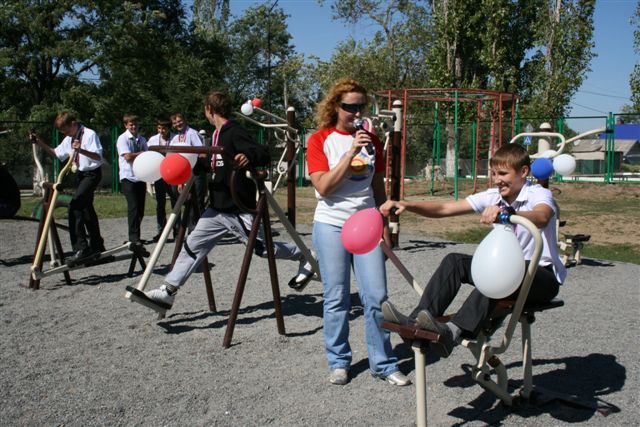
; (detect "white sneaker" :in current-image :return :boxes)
[144,285,176,310]
[329,368,349,385]
[288,256,315,292]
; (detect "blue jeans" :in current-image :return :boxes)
[312,221,399,377]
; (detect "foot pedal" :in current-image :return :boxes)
[126,286,168,319]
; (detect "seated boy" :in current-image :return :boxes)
[379,143,566,357]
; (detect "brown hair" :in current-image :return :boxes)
[123,113,139,124]
[170,112,186,122]
[156,117,171,127]
[315,78,368,129]
[204,91,232,119]
[54,111,77,129]
[490,143,531,171]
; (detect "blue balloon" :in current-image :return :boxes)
[531,158,554,180]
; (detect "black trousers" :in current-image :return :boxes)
[69,169,104,252]
[120,179,146,243]
[412,253,560,338]
[153,179,179,233]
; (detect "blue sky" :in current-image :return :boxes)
[225,0,636,132]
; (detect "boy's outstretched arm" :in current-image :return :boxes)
[29,131,57,158]
[380,198,474,218]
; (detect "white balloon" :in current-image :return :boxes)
[132,151,164,183]
[471,224,526,299]
[170,142,198,167]
[240,102,254,116]
[540,149,557,159]
[553,154,577,176]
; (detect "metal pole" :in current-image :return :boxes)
[286,106,296,228]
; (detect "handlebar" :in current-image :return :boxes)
[509,127,608,158]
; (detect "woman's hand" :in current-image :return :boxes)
[348,130,371,158]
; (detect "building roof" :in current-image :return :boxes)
[598,124,640,140]
[572,138,639,155]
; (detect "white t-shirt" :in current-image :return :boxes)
[466,180,567,283]
[307,127,384,227]
[116,130,148,182]
[54,126,103,172]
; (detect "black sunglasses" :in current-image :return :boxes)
[340,103,366,113]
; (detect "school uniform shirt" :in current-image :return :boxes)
[466,180,567,284]
[307,127,384,227]
[169,126,202,147]
[147,132,175,148]
[54,126,103,171]
[117,130,148,182]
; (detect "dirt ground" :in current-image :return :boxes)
[1,215,638,426]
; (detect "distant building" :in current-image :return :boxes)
[571,124,640,173]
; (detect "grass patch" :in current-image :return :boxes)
[18,192,160,220]
[442,227,490,244]
[16,184,639,266]
[582,244,640,265]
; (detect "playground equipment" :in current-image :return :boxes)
[27,136,147,289]
[235,100,319,275]
[375,88,518,198]
[126,109,319,347]
[381,214,615,426]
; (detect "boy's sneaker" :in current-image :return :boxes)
[144,284,177,310]
[288,256,315,292]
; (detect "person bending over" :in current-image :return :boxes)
[379,143,565,358]
[142,91,314,310]
[31,112,106,265]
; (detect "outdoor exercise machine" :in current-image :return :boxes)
[126,140,318,348]
[379,125,615,426]
[28,136,147,289]
[382,213,617,427]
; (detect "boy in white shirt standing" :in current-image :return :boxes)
[116,114,148,248]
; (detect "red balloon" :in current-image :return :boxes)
[251,98,262,107]
[160,154,191,185]
[341,208,383,254]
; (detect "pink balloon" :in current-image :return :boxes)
[341,208,383,254]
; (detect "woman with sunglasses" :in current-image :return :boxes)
[306,78,410,387]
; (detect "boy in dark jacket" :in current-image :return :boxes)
[143,91,313,311]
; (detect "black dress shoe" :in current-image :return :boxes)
[67,248,99,266]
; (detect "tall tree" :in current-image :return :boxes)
[0,0,98,119]
[316,0,431,90]
[520,0,596,119]
[630,1,639,113]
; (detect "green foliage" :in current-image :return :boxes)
[520,0,596,119]
[630,2,639,113]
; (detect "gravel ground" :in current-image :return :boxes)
[1,216,638,426]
